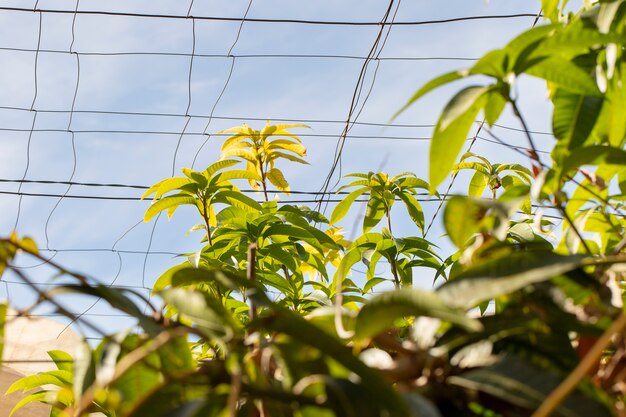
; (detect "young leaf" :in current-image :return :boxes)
[144,194,197,222]
[266,167,291,194]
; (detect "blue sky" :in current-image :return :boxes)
[0,1,576,340]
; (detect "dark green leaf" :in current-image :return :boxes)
[436,251,586,309]
[355,289,482,339]
[448,356,612,417]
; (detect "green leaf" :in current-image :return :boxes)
[561,145,626,174]
[443,196,483,248]
[254,309,410,416]
[330,187,368,225]
[483,90,507,126]
[436,251,586,309]
[526,57,601,96]
[394,69,469,119]
[170,267,271,306]
[468,171,488,197]
[213,190,262,211]
[448,356,612,417]
[469,49,507,78]
[363,197,386,232]
[355,289,482,340]
[6,370,72,393]
[144,194,197,222]
[9,391,51,417]
[213,169,261,182]
[160,288,241,339]
[505,24,559,72]
[362,277,387,294]
[267,151,309,165]
[204,159,240,176]
[552,90,603,150]
[152,177,193,199]
[430,86,488,192]
[396,192,425,232]
[542,0,560,22]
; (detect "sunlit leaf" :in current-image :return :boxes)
[266,167,291,194]
[144,194,197,222]
[526,57,601,96]
[430,86,488,192]
[330,187,368,225]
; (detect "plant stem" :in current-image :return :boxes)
[532,312,626,417]
[247,243,258,320]
[558,204,592,254]
[510,99,541,165]
[201,194,213,246]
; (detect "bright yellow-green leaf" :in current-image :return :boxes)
[204,159,240,177]
[144,195,197,222]
[220,148,257,163]
[542,0,560,22]
[468,171,489,197]
[330,187,368,225]
[267,139,307,156]
[266,167,290,194]
[153,177,193,199]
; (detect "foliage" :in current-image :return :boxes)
[4,2,626,416]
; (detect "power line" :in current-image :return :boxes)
[0,105,554,135]
[0,126,436,140]
[0,46,478,62]
[0,189,444,203]
[0,7,540,26]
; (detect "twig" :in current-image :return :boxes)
[72,327,187,416]
[9,266,107,337]
[247,243,258,320]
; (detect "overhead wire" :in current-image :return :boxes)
[422,7,544,238]
[191,0,255,168]
[0,105,555,135]
[0,46,479,62]
[317,0,400,214]
[44,0,81,251]
[0,7,540,27]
